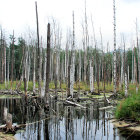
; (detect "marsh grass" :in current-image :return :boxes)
[115,93,140,121]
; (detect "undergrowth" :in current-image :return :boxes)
[115,93,140,121]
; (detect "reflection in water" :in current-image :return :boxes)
[0,98,138,140]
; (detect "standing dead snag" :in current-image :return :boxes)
[123,37,128,96]
[113,0,117,95]
[70,11,75,98]
[90,60,94,92]
[3,107,14,133]
[11,30,15,89]
[45,23,51,101]
[35,1,41,95]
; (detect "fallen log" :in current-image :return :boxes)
[65,100,86,109]
[0,124,26,132]
[99,105,113,111]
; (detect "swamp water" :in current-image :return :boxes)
[0,97,139,140]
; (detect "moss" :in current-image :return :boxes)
[0,95,21,99]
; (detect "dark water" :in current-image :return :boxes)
[0,98,139,140]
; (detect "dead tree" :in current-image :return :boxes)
[4,37,7,88]
[11,30,15,89]
[113,0,117,95]
[70,11,75,97]
[136,19,140,85]
[45,23,51,101]
[123,37,128,96]
[0,29,4,84]
[35,1,41,95]
[33,45,36,92]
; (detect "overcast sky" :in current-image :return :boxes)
[0,0,140,50]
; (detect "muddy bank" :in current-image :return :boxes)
[111,119,140,137]
[0,132,15,140]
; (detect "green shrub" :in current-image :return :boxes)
[115,93,140,120]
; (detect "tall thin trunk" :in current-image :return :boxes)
[43,51,46,96]
[11,30,15,89]
[45,23,51,101]
[1,30,4,84]
[132,46,134,83]
[134,47,138,93]
[128,66,129,83]
[7,47,10,85]
[70,11,75,97]
[113,0,117,95]
[79,50,81,82]
[90,60,94,92]
[123,38,128,96]
[35,1,41,95]
[54,50,57,94]
[4,42,6,88]
[33,46,36,92]
[136,19,140,84]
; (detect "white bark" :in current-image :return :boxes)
[121,53,124,85]
[124,72,128,96]
[90,60,94,92]
[39,44,42,94]
[33,47,36,92]
[113,0,117,94]
[128,66,129,83]
[42,51,46,97]
[70,65,74,97]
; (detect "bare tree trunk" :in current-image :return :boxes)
[33,46,36,92]
[54,50,57,94]
[45,23,51,101]
[26,46,31,90]
[123,38,128,96]
[136,19,140,85]
[90,60,94,92]
[35,1,41,95]
[1,30,4,84]
[113,0,117,95]
[39,37,43,93]
[132,47,134,83]
[43,51,46,96]
[70,11,75,97]
[4,41,6,88]
[79,50,81,82]
[134,47,138,93]
[11,30,15,89]
[128,66,129,83]
[7,47,10,85]
[97,53,100,94]
[121,51,124,90]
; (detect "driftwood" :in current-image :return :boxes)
[99,105,113,111]
[0,124,26,133]
[65,100,86,109]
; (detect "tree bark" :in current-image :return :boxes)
[45,23,51,101]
